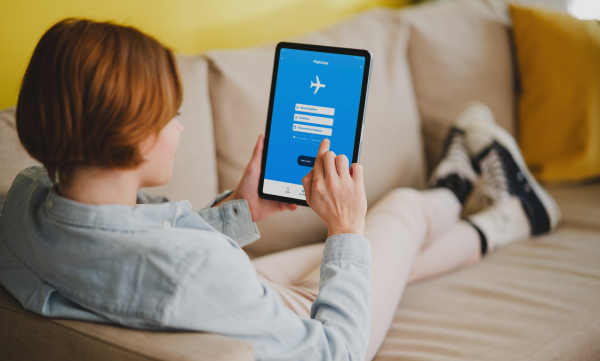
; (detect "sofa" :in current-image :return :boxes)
[1,0,599,359]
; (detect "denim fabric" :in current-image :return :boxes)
[0,166,371,361]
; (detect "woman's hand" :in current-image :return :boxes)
[302,139,367,237]
[216,135,297,222]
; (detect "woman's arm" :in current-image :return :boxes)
[166,138,371,360]
[195,197,261,248]
[162,232,371,361]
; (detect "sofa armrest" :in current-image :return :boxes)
[0,286,255,361]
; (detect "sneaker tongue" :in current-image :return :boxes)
[466,128,494,155]
[479,146,511,202]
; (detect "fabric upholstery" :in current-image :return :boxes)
[511,4,600,183]
[547,182,600,229]
[0,286,254,361]
[373,225,600,361]
[400,0,517,171]
[207,8,425,257]
[0,107,38,197]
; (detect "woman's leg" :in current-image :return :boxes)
[407,220,481,284]
[252,187,482,361]
[362,187,478,361]
[252,242,324,318]
[252,222,481,318]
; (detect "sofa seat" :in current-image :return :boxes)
[2,184,598,361]
[546,183,600,230]
[371,183,600,360]
[375,225,600,360]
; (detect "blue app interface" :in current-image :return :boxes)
[263,48,366,200]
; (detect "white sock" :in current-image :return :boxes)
[468,196,531,253]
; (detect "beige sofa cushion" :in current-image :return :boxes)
[0,286,254,361]
[0,107,38,197]
[374,225,600,360]
[207,8,425,256]
[0,55,218,209]
[400,0,517,171]
[547,182,600,230]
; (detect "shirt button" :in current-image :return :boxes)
[175,207,182,216]
[48,200,54,208]
[163,221,171,228]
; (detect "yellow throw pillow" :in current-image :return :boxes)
[510,4,600,183]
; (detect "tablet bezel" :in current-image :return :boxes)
[258,41,372,207]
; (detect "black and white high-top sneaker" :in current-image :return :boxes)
[428,103,493,204]
[463,106,561,236]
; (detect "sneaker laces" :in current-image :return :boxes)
[479,148,510,202]
[445,132,470,166]
[430,130,475,185]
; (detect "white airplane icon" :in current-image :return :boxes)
[310,76,325,94]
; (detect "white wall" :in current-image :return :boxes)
[434,0,568,12]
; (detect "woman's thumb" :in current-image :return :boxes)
[302,171,313,206]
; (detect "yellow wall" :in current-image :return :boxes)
[0,0,409,110]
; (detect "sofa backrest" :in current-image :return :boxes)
[0,107,37,196]
[206,8,426,256]
[400,0,518,171]
[0,0,524,258]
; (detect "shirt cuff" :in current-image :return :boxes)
[204,190,235,208]
[196,191,261,248]
[322,234,371,268]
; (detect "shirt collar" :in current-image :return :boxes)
[45,185,192,231]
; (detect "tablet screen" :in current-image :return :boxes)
[261,44,370,203]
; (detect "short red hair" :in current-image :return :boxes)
[16,18,183,182]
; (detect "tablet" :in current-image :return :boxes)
[258,42,372,206]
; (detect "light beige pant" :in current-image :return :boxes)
[252,188,481,361]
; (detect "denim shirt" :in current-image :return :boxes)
[0,166,371,361]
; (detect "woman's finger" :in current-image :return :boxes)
[302,171,313,205]
[312,138,330,179]
[323,151,337,180]
[350,163,363,183]
[316,138,330,157]
[277,201,296,212]
[249,134,264,168]
[335,154,350,178]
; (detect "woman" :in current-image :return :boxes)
[0,18,560,361]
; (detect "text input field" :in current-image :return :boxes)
[295,103,335,116]
[293,113,334,126]
[292,123,332,136]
